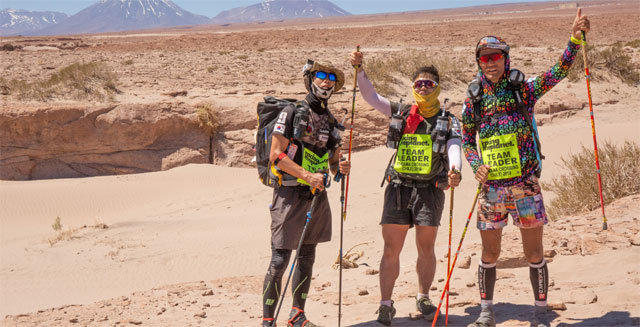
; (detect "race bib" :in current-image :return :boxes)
[393,134,433,175]
[480,133,522,180]
[297,148,329,186]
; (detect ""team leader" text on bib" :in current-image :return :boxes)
[480,133,522,180]
[393,134,433,175]
[297,148,329,186]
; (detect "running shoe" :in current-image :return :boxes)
[288,307,318,327]
[416,297,439,319]
[468,305,496,327]
[376,301,396,326]
[531,305,551,327]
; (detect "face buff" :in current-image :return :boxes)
[311,82,334,100]
[412,85,441,118]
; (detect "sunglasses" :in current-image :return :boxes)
[315,71,337,81]
[413,79,438,90]
[478,53,504,63]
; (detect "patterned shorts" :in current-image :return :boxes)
[477,175,548,230]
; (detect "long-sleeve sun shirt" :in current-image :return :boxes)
[462,39,581,187]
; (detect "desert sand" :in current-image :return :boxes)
[1,1,640,326]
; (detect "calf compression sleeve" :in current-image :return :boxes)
[478,261,497,307]
[292,244,317,310]
[263,248,292,318]
[529,259,549,306]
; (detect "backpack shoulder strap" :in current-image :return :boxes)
[509,86,545,160]
[473,100,482,132]
[390,101,412,116]
[399,103,412,117]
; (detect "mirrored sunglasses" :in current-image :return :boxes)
[413,79,438,90]
[315,71,337,81]
[478,53,504,63]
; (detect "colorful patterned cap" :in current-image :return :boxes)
[475,35,510,59]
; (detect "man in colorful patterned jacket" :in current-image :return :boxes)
[462,8,590,327]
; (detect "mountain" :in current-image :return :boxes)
[211,0,351,24]
[32,0,210,36]
[0,9,68,36]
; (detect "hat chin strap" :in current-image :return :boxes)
[311,83,334,100]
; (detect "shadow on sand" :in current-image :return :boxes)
[556,310,640,326]
[349,304,638,326]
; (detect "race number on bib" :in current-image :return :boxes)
[480,133,522,180]
[393,134,433,175]
[297,148,329,186]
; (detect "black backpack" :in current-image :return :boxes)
[255,96,297,187]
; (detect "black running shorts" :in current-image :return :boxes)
[381,182,445,227]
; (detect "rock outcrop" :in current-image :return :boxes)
[1,102,212,180]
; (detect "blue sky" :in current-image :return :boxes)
[2,0,556,17]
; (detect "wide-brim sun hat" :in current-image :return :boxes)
[303,61,345,92]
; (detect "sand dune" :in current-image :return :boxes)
[1,0,640,326]
[2,100,639,325]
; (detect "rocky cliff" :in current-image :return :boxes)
[0,102,255,180]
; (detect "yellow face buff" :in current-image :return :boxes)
[412,85,441,118]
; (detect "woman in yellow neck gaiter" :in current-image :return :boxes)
[411,69,441,118]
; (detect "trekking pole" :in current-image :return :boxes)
[337,171,346,327]
[343,45,360,222]
[445,169,458,326]
[432,183,482,327]
[333,110,348,327]
[335,44,360,325]
[580,31,608,231]
[272,175,328,326]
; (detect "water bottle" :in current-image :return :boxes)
[292,105,310,140]
[387,113,403,149]
[433,112,449,154]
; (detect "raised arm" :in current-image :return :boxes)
[357,70,393,117]
[350,50,393,117]
[523,8,589,110]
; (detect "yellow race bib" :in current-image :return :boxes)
[480,133,522,180]
[297,148,329,186]
[393,134,433,175]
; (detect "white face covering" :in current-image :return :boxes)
[311,82,334,99]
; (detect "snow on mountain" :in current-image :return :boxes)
[31,0,210,36]
[211,0,351,24]
[0,9,69,36]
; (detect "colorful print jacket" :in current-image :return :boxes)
[462,39,581,187]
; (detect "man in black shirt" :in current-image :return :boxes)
[262,60,351,327]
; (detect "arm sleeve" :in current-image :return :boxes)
[447,114,462,171]
[461,100,482,174]
[357,70,393,117]
[523,39,581,112]
[447,139,462,171]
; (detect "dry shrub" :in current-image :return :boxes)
[363,49,468,97]
[196,103,220,135]
[567,43,640,85]
[542,140,640,219]
[47,216,109,246]
[1,43,18,51]
[52,216,62,232]
[625,39,640,48]
[0,62,118,101]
